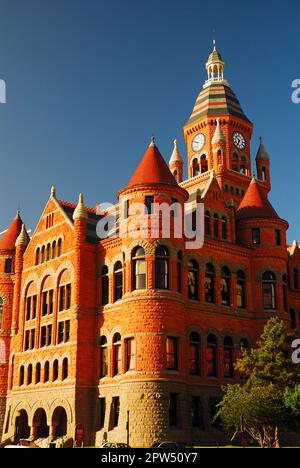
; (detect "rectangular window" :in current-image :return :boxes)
[47,324,52,346]
[32,295,37,319]
[145,196,154,215]
[30,329,35,349]
[191,396,204,429]
[252,228,261,245]
[66,284,71,309]
[58,322,64,344]
[24,330,30,351]
[169,393,178,427]
[275,229,281,246]
[59,286,65,311]
[112,397,120,428]
[26,297,31,321]
[42,291,48,316]
[4,258,13,273]
[209,397,221,429]
[125,338,136,371]
[124,199,129,220]
[114,343,122,375]
[41,326,47,347]
[101,346,108,378]
[49,290,54,314]
[166,337,178,371]
[65,320,70,342]
[99,398,106,429]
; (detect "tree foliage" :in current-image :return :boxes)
[216,318,300,448]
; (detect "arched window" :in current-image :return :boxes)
[189,332,201,375]
[114,262,123,301]
[100,336,108,378]
[46,243,51,262]
[62,358,68,380]
[221,216,227,240]
[132,247,146,290]
[221,267,231,306]
[213,214,219,237]
[27,364,33,385]
[206,334,217,377]
[192,158,200,177]
[155,246,169,290]
[36,248,40,265]
[44,361,50,383]
[173,170,178,182]
[19,366,25,386]
[52,241,57,260]
[224,337,234,378]
[205,211,211,236]
[53,360,59,381]
[101,266,109,305]
[205,263,215,303]
[113,333,122,376]
[200,154,208,173]
[282,274,288,311]
[57,238,62,257]
[240,338,249,350]
[262,271,276,310]
[177,250,183,293]
[41,246,45,263]
[35,363,41,384]
[0,298,3,329]
[294,268,299,290]
[237,270,246,309]
[188,260,199,300]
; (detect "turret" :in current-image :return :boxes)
[211,118,226,172]
[169,139,183,183]
[256,137,271,190]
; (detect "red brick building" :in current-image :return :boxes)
[0,43,299,447]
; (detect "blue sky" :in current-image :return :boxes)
[0,0,299,242]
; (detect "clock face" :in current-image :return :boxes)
[192,133,205,152]
[233,131,246,150]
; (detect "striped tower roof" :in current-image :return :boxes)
[186,40,250,125]
[186,83,250,125]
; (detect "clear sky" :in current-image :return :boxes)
[0,0,299,242]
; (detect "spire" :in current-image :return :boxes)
[73,193,88,220]
[50,185,57,198]
[0,212,23,250]
[127,139,178,188]
[212,118,226,144]
[150,134,155,147]
[169,139,183,164]
[15,223,30,248]
[205,37,227,86]
[256,137,270,160]
[236,178,279,221]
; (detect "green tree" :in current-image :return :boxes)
[216,318,300,448]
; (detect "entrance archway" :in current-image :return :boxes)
[52,407,68,438]
[33,408,49,438]
[15,410,30,440]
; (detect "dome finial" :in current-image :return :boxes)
[150,134,155,147]
[50,185,56,198]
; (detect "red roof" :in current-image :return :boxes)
[127,141,178,188]
[236,178,279,221]
[0,212,23,250]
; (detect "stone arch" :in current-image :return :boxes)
[97,259,112,276]
[256,266,279,281]
[109,326,122,346]
[55,260,75,286]
[148,239,177,259]
[183,252,202,269]
[30,400,51,427]
[128,239,151,257]
[50,398,73,424]
[21,273,39,297]
[39,268,56,292]
[32,407,50,438]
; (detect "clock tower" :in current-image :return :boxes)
[183,40,259,202]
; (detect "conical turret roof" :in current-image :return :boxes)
[0,211,23,250]
[127,137,178,188]
[236,178,279,221]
